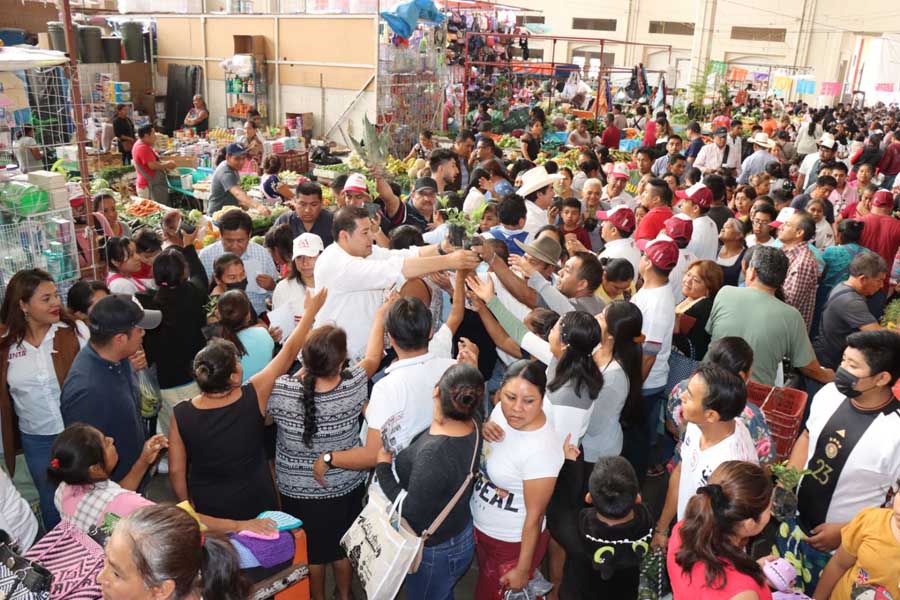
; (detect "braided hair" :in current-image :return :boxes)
[299,326,349,448]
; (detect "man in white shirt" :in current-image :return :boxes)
[314,206,479,361]
[725,120,744,175]
[693,127,730,175]
[517,166,562,239]
[601,163,636,209]
[596,205,640,281]
[628,238,678,480]
[676,182,720,261]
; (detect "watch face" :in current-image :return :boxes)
[324,453,332,464]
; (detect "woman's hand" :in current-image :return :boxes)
[457,337,480,367]
[466,291,486,312]
[466,274,495,304]
[304,287,328,316]
[235,518,278,536]
[565,236,588,255]
[563,433,580,461]
[499,565,530,591]
[429,270,453,293]
[650,530,669,551]
[268,326,283,344]
[509,254,537,279]
[376,448,393,464]
[482,420,505,443]
[313,453,329,486]
[140,434,168,466]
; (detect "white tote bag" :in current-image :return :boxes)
[340,487,421,600]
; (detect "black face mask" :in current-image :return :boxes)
[225,279,248,292]
[834,366,866,399]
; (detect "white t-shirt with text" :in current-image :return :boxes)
[631,284,676,390]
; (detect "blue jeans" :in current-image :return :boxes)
[21,432,60,530]
[404,520,475,600]
[622,386,665,483]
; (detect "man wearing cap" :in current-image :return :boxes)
[626,238,678,481]
[206,143,271,216]
[707,246,834,387]
[375,174,438,233]
[778,210,820,331]
[859,190,900,287]
[659,216,698,303]
[602,164,635,210]
[60,295,163,485]
[517,165,563,239]
[676,183,719,261]
[738,133,778,185]
[314,206,480,362]
[274,181,334,247]
[693,127,730,175]
[340,173,372,208]
[876,128,900,189]
[597,206,640,281]
[796,133,837,191]
[634,178,674,243]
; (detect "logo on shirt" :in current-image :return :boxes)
[7,348,26,361]
[473,473,518,513]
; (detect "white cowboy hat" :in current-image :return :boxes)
[516,166,564,198]
[749,132,775,149]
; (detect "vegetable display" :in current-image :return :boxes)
[349,114,391,169]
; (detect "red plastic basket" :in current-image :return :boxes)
[745,381,808,462]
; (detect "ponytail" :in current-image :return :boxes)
[547,311,603,399]
[298,325,349,448]
[200,534,249,600]
[301,371,318,448]
[674,461,772,590]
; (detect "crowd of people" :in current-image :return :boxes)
[0,96,899,600]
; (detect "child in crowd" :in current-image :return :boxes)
[549,451,653,599]
[560,198,592,251]
[652,363,758,549]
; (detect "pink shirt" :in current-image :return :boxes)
[667,522,773,600]
[58,482,153,525]
[644,120,658,147]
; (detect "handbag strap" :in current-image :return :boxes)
[421,422,481,539]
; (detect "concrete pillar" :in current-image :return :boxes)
[624,0,642,65]
[689,0,717,89]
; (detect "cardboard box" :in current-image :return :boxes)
[165,155,199,169]
[233,35,267,58]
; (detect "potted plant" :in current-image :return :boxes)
[442,206,480,248]
[771,461,811,522]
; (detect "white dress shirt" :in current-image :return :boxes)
[598,237,641,282]
[313,243,418,361]
[5,321,90,435]
[692,143,727,174]
[686,214,720,262]
[524,199,549,241]
[601,189,636,210]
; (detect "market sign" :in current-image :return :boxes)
[625,169,642,196]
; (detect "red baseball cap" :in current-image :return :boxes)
[872,190,894,208]
[609,163,630,180]
[596,205,636,234]
[675,182,713,209]
[664,214,693,242]
[643,238,679,270]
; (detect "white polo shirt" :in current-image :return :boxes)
[0,470,37,550]
[365,352,457,453]
[598,237,641,282]
[601,189,636,210]
[5,321,89,436]
[686,214,720,262]
[314,243,418,362]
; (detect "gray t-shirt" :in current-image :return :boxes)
[207,162,240,215]
[813,284,876,369]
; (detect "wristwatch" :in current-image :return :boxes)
[323,452,334,469]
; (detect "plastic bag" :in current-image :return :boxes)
[136,366,162,419]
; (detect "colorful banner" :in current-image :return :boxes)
[820,81,842,95]
[752,72,769,81]
[772,76,792,92]
[710,61,727,76]
[875,82,896,92]
[795,79,816,95]
[728,67,749,81]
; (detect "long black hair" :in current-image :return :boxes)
[299,326,350,448]
[601,301,644,428]
[548,311,603,399]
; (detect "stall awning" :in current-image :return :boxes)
[443,0,541,12]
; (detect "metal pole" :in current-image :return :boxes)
[463,32,470,119]
[548,38,556,111]
[59,0,97,279]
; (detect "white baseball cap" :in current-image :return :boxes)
[292,233,324,259]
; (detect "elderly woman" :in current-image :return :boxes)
[673,260,723,360]
[183,95,209,135]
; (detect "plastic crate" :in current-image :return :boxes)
[619,138,642,152]
[746,381,808,461]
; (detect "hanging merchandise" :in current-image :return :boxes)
[380,0,445,41]
[820,82,842,96]
[653,74,666,111]
[519,36,529,61]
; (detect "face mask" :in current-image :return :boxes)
[834,367,863,398]
[225,279,248,292]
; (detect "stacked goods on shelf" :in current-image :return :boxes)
[27,171,69,210]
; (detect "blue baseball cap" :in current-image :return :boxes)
[226,142,248,157]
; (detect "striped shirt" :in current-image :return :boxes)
[268,365,368,499]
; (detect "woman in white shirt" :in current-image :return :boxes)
[0,269,89,529]
[472,360,564,597]
[272,233,322,314]
[105,237,148,295]
[13,126,43,173]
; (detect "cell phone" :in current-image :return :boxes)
[364,202,380,219]
[551,197,564,212]
[179,220,196,235]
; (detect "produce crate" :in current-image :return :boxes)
[619,139,642,152]
[277,151,309,175]
[745,381,808,462]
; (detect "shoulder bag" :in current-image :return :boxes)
[341,424,481,600]
[25,520,104,600]
[0,530,52,600]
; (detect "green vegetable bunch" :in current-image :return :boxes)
[349,115,391,170]
[771,461,811,492]
[240,175,260,192]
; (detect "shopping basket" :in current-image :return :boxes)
[745,381,808,462]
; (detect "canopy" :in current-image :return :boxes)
[0,45,68,72]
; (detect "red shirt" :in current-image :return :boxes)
[600,126,620,150]
[877,142,900,176]
[859,213,900,274]
[667,522,773,600]
[132,140,159,190]
[840,201,860,220]
[634,206,673,242]
[562,225,592,251]
[643,121,658,147]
